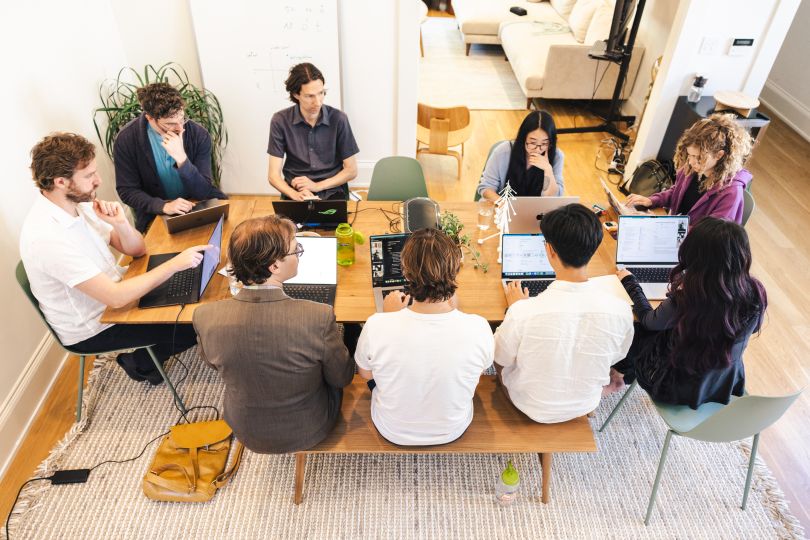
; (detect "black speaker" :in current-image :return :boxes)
[403,197,440,232]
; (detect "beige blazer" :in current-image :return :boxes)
[193,287,354,453]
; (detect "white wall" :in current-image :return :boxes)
[0,0,130,476]
[760,0,810,141]
[626,0,801,176]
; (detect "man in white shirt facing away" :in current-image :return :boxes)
[19,133,210,385]
[494,204,634,423]
[355,228,494,446]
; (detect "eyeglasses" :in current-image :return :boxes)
[156,115,188,131]
[299,89,327,102]
[525,140,550,151]
[286,244,305,258]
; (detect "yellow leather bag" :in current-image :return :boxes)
[143,419,244,502]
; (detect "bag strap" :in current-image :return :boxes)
[146,463,196,494]
[213,440,245,488]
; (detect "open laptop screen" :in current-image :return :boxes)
[501,234,554,279]
[286,237,337,285]
[199,215,224,295]
[616,215,689,265]
[370,233,410,288]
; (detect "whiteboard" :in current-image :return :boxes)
[190,0,342,194]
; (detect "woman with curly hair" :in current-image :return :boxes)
[626,113,753,223]
[613,218,767,408]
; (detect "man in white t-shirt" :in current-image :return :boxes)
[19,133,211,384]
[355,228,494,446]
[495,204,634,423]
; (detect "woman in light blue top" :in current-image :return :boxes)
[477,110,564,201]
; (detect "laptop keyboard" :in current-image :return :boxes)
[284,284,336,306]
[167,268,196,298]
[629,267,671,283]
[506,280,551,297]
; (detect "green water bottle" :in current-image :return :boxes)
[336,223,356,266]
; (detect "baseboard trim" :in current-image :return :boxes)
[760,80,810,143]
[0,334,68,479]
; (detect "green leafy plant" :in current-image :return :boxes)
[440,210,489,273]
[92,62,228,186]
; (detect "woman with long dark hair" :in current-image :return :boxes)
[613,217,767,408]
[477,110,564,201]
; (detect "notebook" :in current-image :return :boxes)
[501,233,556,297]
[615,215,689,299]
[139,215,224,308]
[370,233,411,312]
[509,196,580,233]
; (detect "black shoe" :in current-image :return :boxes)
[116,353,165,385]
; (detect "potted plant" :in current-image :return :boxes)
[440,210,489,273]
[92,62,228,187]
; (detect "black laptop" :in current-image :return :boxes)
[138,215,224,308]
[163,199,229,234]
[271,200,347,229]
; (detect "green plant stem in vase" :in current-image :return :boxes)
[439,210,489,273]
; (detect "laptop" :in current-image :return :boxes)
[283,236,338,305]
[600,178,648,216]
[370,233,411,312]
[163,199,229,234]
[615,215,689,299]
[501,233,556,297]
[509,196,581,233]
[272,200,348,229]
[139,215,224,308]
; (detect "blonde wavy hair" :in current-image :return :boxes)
[673,113,753,191]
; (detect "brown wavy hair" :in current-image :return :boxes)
[285,63,324,105]
[228,215,296,285]
[136,82,185,119]
[401,228,461,303]
[673,113,753,191]
[30,132,96,191]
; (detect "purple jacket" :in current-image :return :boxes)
[114,114,226,231]
[649,168,752,224]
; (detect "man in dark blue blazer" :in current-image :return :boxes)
[114,82,226,231]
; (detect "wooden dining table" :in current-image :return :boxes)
[101,198,625,324]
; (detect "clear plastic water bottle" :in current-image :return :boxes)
[495,459,520,506]
[687,75,707,103]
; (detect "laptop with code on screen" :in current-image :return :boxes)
[501,233,556,297]
[616,215,689,299]
[370,233,411,312]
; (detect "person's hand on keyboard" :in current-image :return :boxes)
[168,244,213,273]
[383,290,411,313]
[504,280,529,307]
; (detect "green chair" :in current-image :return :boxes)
[474,140,509,201]
[367,156,428,201]
[15,261,188,421]
[599,380,802,525]
[742,190,755,226]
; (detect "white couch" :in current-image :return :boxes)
[452,0,644,105]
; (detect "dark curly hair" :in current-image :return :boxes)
[136,82,185,119]
[30,132,96,191]
[285,63,325,105]
[228,215,296,285]
[401,228,461,303]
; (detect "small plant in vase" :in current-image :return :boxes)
[440,211,489,273]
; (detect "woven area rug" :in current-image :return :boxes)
[9,348,806,539]
[419,17,526,110]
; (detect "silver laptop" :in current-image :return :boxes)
[370,233,411,312]
[282,236,338,305]
[501,233,556,297]
[616,215,689,300]
[600,178,648,216]
[509,196,581,233]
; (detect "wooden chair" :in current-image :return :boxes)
[416,103,473,179]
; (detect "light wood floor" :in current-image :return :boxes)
[2,103,809,530]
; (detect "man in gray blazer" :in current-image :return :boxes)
[193,215,354,453]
